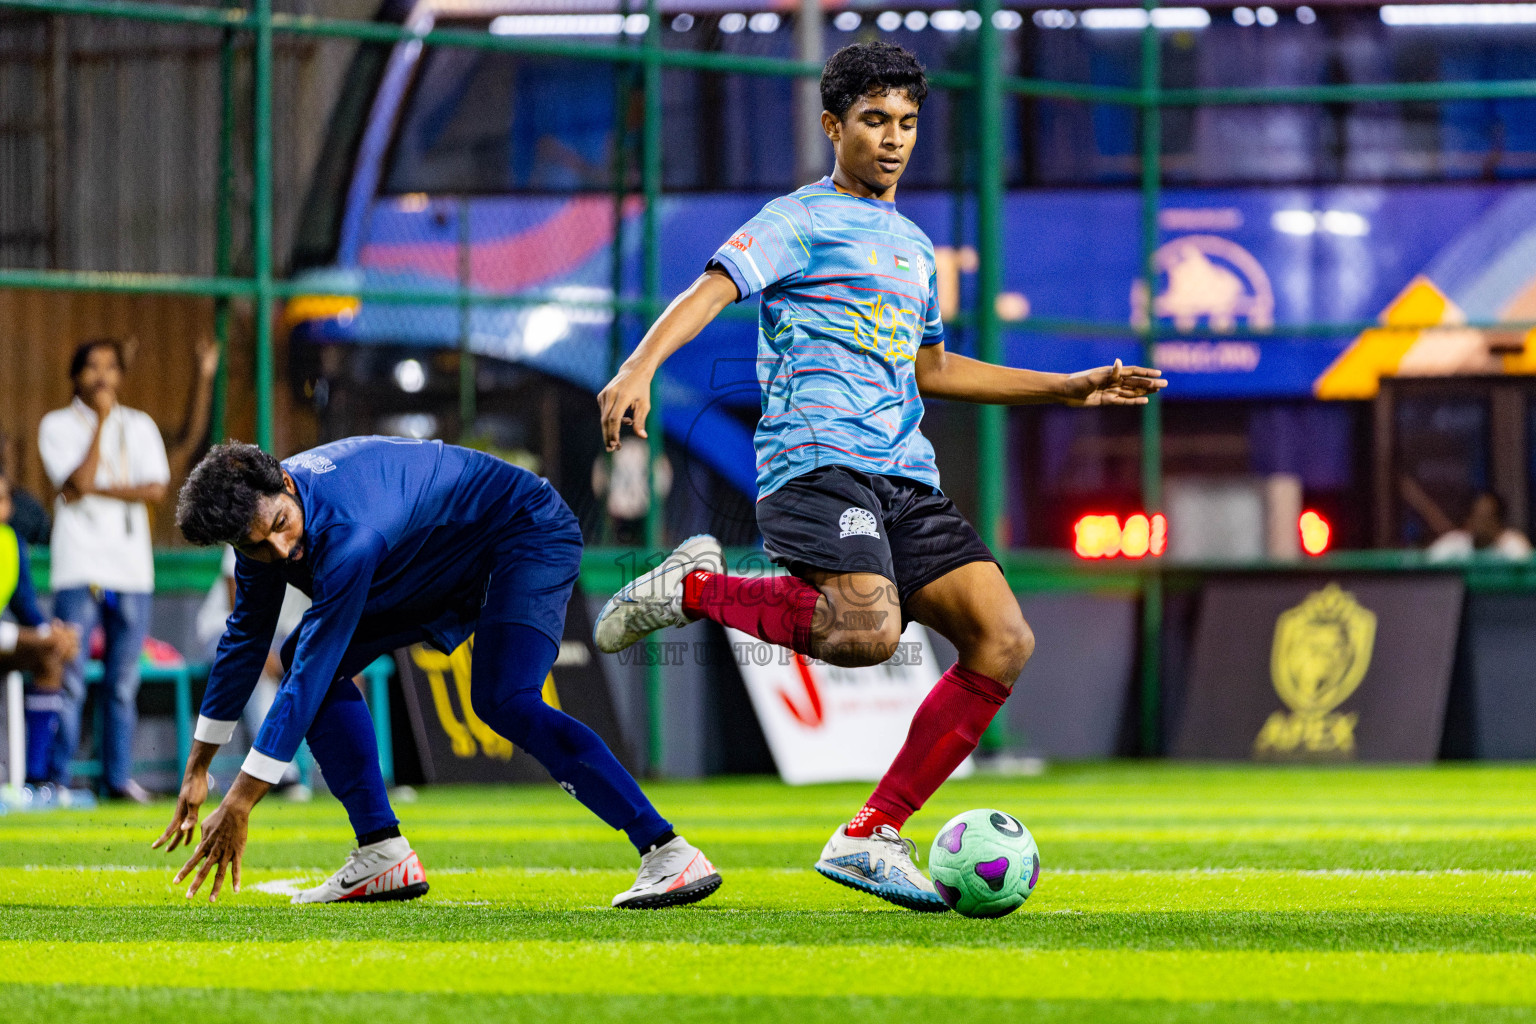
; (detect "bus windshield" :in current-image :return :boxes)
[385,40,619,194]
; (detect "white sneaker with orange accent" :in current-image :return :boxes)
[593,534,724,654]
[611,836,722,909]
[291,836,430,904]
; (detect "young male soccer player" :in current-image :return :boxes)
[156,437,721,908]
[594,42,1164,911]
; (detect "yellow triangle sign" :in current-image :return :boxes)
[1313,276,1461,399]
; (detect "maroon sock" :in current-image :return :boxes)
[846,804,903,838]
[852,665,1011,833]
[682,571,821,656]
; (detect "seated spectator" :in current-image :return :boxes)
[0,472,80,788]
[0,429,51,548]
[1427,491,1533,561]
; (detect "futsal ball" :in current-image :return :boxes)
[928,808,1040,918]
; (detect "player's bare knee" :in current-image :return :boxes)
[814,595,900,666]
[820,621,902,667]
[993,621,1035,682]
[1013,621,1036,667]
[962,620,1033,685]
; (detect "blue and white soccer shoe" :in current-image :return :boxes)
[593,534,724,653]
[815,824,949,912]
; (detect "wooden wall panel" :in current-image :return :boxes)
[0,287,309,546]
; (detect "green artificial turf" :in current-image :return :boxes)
[2,764,1535,1022]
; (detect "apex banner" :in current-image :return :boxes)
[729,622,968,785]
[1173,575,1463,762]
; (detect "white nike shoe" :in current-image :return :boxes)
[594,534,724,654]
[291,836,429,904]
[814,824,948,912]
[611,836,723,909]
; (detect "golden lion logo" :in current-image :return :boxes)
[1254,584,1376,758]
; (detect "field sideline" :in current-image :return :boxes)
[2,764,1534,1023]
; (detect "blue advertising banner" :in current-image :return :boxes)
[301,183,1535,402]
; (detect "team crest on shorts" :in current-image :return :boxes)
[838,507,880,540]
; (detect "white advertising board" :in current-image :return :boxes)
[728,622,973,785]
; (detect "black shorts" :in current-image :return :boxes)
[756,465,999,608]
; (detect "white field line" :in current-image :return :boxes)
[9,865,789,877]
[249,878,310,897]
[18,864,193,873]
[1049,867,1536,878]
[11,865,1536,878]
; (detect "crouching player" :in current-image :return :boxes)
[155,437,721,908]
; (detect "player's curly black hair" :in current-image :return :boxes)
[820,42,929,120]
[176,441,287,547]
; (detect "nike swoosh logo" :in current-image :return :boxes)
[337,874,371,889]
[646,871,682,889]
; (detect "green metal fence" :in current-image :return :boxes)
[8,0,1536,761]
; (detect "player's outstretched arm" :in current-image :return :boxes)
[158,566,285,857]
[174,769,272,902]
[598,267,740,452]
[153,739,219,854]
[1060,358,1167,406]
[916,344,1165,406]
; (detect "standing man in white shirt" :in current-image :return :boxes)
[37,339,170,803]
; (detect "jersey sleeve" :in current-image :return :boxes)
[245,525,386,780]
[921,260,945,347]
[707,196,815,302]
[195,553,286,744]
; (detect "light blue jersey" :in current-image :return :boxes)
[709,177,945,499]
